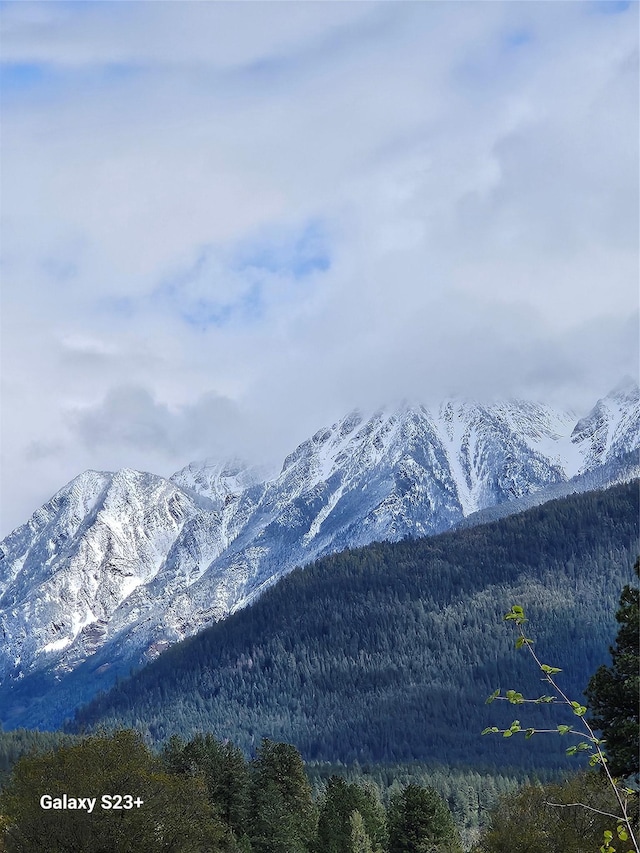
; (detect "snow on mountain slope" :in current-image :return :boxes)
[0,383,638,701]
[170,457,270,506]
[571,378,640,473]
[0,470,201,679]
[485,401,583,476]
[0,470,112,604]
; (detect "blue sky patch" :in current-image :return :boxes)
[503,30,533,51]
[149,218,331,331]
[0,62,48,93]
[0,60,145,104]
[589,0,631,14]
[179,283,264,332]
[232,219,331,279]
[180,300,233,331]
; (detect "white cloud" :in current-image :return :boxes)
[1,1,637,535]
[0,2,381,70]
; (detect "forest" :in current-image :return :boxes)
[1,483,638,851]
[71,483,638,768]
[0,728,635,852]
[0,724,564,849]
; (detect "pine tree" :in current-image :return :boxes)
[586,557,640,782]
[355,781,388,852]
[161,732,251,846]
[387,783,463,853]
[249,739,317,853]
[316,776,387,853]
[316,776,353,853]
[350,810,374,853]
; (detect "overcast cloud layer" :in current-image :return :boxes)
[1,1,638,536]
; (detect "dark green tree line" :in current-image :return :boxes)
[586,557,639,783]
[1,730,466,853]
[0,730,224,852]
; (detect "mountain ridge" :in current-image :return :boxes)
[1,383,638,729]
[70,481,640,767]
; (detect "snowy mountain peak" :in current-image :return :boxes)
[0,469,202,679]
[170,457,268,506]
[0,385,638,721]
[571,379,639,472]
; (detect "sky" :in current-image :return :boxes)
[0,0,638,536]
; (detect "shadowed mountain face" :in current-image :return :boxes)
[73,481,639,768]
[0,383,638,729]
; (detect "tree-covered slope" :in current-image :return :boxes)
[3,386,638,710]
[72,483,639,769]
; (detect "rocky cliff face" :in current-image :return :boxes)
[1,383,638,691]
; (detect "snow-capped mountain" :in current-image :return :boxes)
[570,377,640,471]
[0,470,203,679]
[1,383,638,711]
[170,457,269,506]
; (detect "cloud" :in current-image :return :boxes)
[24,439,65,462]
[149,218,331,331]
[0,2,381,70]
[69,386,248,461]
[0,1,637,535]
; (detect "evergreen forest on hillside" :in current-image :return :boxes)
[1,729,633,852]
[0,726,566,849]
[72,483,639,769]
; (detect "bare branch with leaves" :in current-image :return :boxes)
[482,605,638,853]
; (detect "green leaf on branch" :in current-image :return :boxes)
[540,664,562,674]
[557,725,571,735]
[570,701,587,716]
[600,829,621,853]
[565,743,591,756]
[481,727,499,735]
[485,689,500,704]
[504,605,527,625]
[500,720,522,737]
[515,635,533,649]
[506,690,524,704]
[600,834,617,853]
[524,728,535,739]
[535,695,556,703]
